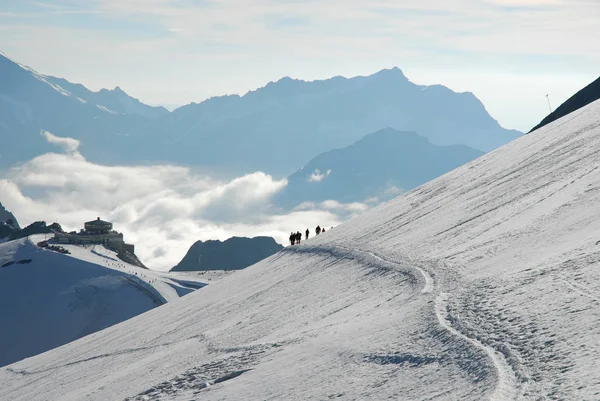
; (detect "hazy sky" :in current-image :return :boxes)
[1,0,598,131]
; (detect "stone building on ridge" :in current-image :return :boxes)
[84,218,113,234]
[54,217,134,255]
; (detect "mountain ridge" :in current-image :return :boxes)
[530,75,600,133]
[0,52,156,164]
[153,65,520,176]
[44,77,169,119]
[0,52,521,176]
[276,128,484,207]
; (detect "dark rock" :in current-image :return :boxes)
[8,221,62,241]
[117,249,147,269]
[0,222,17,240]
[0,201,19,230]
[171,236,283,272]
[530,76,600,133]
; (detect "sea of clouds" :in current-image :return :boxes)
[0,131,370,270]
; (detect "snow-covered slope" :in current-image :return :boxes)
[0,235,207,367]
[2,100,600,400]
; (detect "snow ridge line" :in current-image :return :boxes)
[435,293,521,400]
[347,247,434,294]
[285,245,433,294]
[122,276,167,306]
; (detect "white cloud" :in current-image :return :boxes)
[40,130,80,153]
[320,200,369,213]
[364,196,379,204]
[0,133,367,270]
[308,169,331,182]
[384,184,404,197]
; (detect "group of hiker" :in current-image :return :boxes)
[289,225,327,245]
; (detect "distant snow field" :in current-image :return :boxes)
[2,100,600,400]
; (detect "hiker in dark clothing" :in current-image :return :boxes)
[290,232,295,246]
[305,228,309,240]
[322,227,326,233]
[316,225,321,235]
[296,231,302,245]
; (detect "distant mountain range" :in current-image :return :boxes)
[276,128,484,207]
[0,53,162,164]
[530,76,600,133]
[150,69,520,176]
[171,237,283,272]
[44,78,169,119]
[0,52,521,177]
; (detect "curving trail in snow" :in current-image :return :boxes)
[354,248,434,294]
[291,244,521,400]
[349,246,522,400]
[434,292,522,401]
[302,244,434,294]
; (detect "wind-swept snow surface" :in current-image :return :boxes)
[2,100,600,400]
[0,236,207,367]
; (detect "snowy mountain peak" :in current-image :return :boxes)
[371,66,409,81]
[0,52,73,98]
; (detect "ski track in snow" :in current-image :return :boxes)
[434,293,522,401]
[556,274,600,304]
[6,333,208,376]
[290,244,520,400]
[357,246,522,400]
[348,246,434,294]
[288,244,433,294]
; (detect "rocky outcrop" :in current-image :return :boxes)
[8,221,62,241]
[530,76,600,133]
[171,236,283,272]
[0,202,19,229]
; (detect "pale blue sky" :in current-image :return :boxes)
[1,0,598,131]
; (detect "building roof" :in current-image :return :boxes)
[85,217,112,226]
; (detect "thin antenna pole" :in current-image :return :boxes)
[546,94,552,113]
